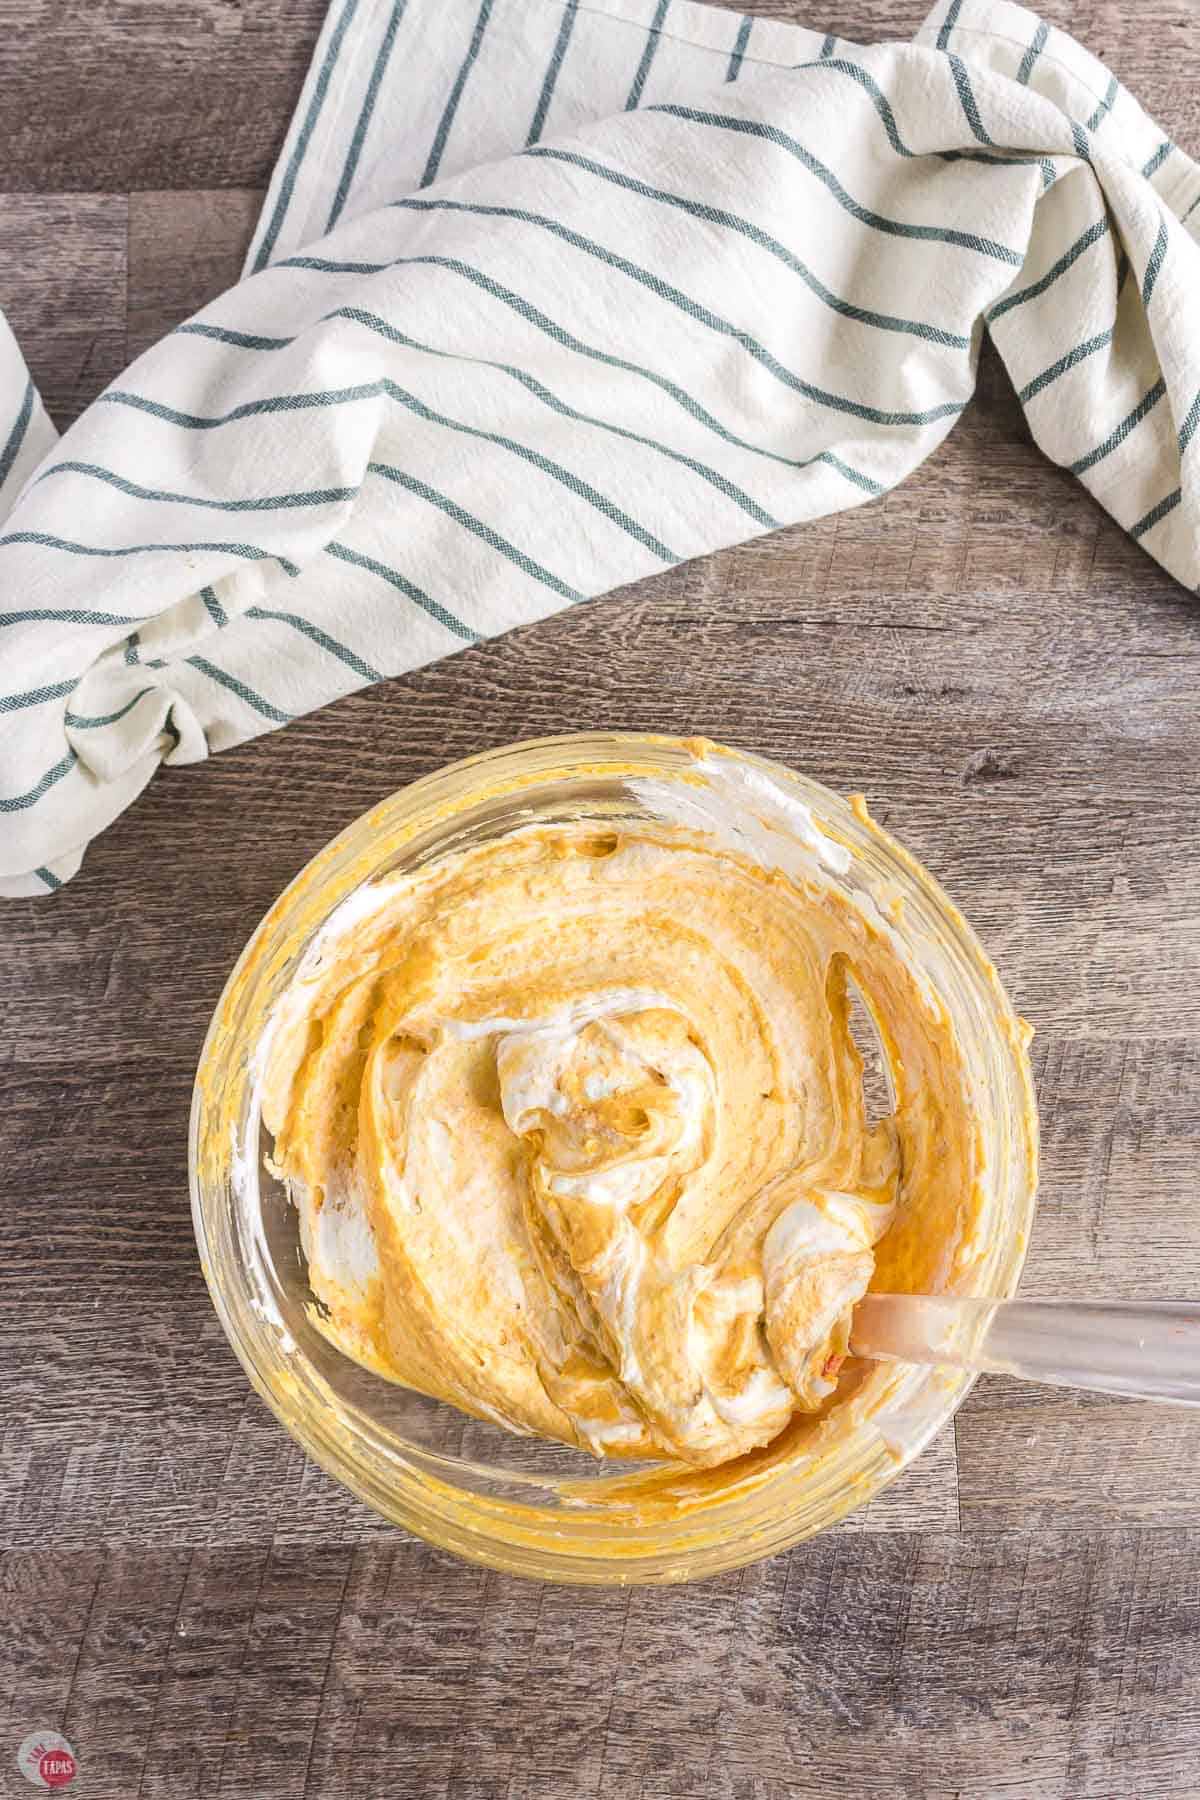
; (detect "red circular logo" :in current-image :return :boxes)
[39,1749,77,1789]
[16,1732,78,1790]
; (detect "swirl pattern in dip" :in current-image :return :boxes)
[260,813,979,1469]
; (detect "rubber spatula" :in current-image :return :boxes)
[851,1295,1200,1405]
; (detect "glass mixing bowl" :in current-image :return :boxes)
[190,733,1037,1585]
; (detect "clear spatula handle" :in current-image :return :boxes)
[850,1295,1200,1407]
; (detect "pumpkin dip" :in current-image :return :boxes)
[258,785,982,1473]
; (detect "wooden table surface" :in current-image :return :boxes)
[3,2,1200,1795]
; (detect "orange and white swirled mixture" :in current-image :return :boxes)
[260,817,978,1469]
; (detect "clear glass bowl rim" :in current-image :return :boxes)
[189,731,1038,1586]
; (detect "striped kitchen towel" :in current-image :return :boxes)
[2,0,1199,895]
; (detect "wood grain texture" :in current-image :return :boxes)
[5,1534,1200,1799]
[127,190,262,361]
[3,1,1200,1794]
[0,195,127,428]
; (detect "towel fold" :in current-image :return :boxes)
[2,0,1198,895]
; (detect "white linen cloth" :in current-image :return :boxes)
[2,0,1198,894]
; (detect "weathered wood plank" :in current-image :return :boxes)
[5,1535,1200,1798]
[0,194,127,428]
[958,1380,1200,1530]
[0,3,305,192]
[127,189,263,361]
